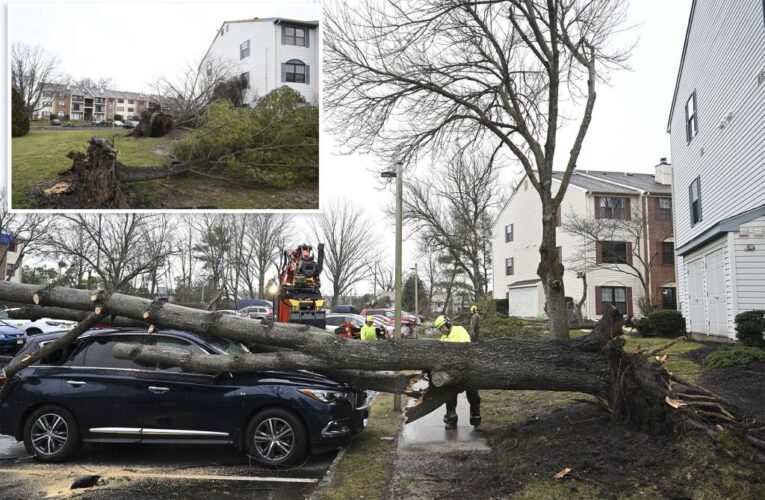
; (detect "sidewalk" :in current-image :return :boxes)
[387,392,497,499]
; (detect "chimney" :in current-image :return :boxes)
[655,157,672,185]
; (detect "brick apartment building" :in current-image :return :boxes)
[35,85,157,121]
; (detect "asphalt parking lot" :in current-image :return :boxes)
[0,354,337,499]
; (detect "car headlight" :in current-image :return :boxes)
[298,388,348,404]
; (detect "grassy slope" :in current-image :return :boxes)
[321,393,403,500]
[11,129,172,208]
[11,129,319,209]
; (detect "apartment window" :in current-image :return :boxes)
[117,107,124,112]
[6,264,15,278]
[128,99,134,104]
[241,72,250,89]
[284,59,307,83]
[72,95,84,101]
[505,257,514,276]
[240,39,250,59]
[283,25,307,47]
[58,100,64,106]
[601,241,628,264]
[661,287,677,310]
[685,91,698,142]
[118,99,124,103]
[689,176,702,225]
[8,241,17,253]
[96,97,105,104]
[658,198,672,220]
[206,62,212,78]
[601,287,628,315]
[661,242,675,265]
[73,104,81,111]
[128,107,134,112]
[505,224,513,243]
[599,196,626,219]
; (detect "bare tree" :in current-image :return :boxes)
[46,214,176,292]
[188,215,234,307]
[245,214,294,299]
[325,0,631,339]
[403,148,501,302]
[310,200,374,308]
[155,57,232,127]
[0,193,59,281]
[73,76,114,90]
[563,201,672,316]
[11,43,67,118]
[370,252,394,296]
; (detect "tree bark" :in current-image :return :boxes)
[1,280,763,452]
[539,199,569,340]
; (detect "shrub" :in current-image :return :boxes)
[735,310,765,347]
[704,346,765,369]
[635,317,651,335]
[481,316,549,340]
[11,88,30,137]
[648,310,685,337]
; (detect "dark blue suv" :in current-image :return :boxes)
[0,329,369,465]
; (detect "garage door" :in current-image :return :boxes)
[705,248,727,336]
[509,287,537,317]
[686,259,705,333]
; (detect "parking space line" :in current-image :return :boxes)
[0,468,319,483]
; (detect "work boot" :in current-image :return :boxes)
[473,424,484,432]
[444,422,457,430]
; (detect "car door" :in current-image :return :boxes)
[61,334,152,442]
[138,335,242,443]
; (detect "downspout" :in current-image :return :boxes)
[643,192,651,311]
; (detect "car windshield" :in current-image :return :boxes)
[207,337,251,355]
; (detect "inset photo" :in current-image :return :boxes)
[9,2,319,210]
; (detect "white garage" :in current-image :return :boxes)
[507,279,541,318]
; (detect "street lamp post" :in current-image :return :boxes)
[382,161,404,411]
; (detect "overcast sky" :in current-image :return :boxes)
[4,0,694,297]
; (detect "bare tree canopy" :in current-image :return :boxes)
[325,0,632,339]
[11,43,68,118]
[155,58,232,127]
[563,201,672,315]
[403,147,501,302]
[0,193,58,281]
[311,200,374,307]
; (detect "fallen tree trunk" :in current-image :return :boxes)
[6,305,144,327]
[0,281,763,458]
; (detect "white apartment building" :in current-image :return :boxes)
[492,165,675,320]
[201,17,319,106]
[667,0,765,339]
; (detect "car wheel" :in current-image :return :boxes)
[26,328,42,335]
[23,405,81,463]
[245,408,307,466]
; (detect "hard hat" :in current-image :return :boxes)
[366,316,374,323]
[471,305,477,313]
[434,315,449,329]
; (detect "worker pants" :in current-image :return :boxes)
[443,389,481,426]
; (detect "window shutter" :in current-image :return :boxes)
[594,196,601,219]
[696,177,702,221]
[281,63,287,83]
[626,242,633,265]
[281,26,287,45]
[693,92,698,135]
[688,183,694,225]
[626,287,633,316]
[305,29,310,48]
[305,65,310,85]
[624,198,631,220]
[595,287,603,315]
[596,242,602,264]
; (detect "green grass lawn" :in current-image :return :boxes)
[11,129,319,209]
[11,129,173,208]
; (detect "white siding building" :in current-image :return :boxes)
[667,0,765,339]
[492,167,675,320]
[201,17,319,106]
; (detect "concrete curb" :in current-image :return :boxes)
[308,446,347,500]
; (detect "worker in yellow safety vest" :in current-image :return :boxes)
[360,316,378,341]
[434,315,482,431]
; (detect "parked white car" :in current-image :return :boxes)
[0,310,76,335]
[113,120,124,127]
